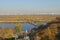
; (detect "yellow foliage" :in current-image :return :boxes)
[15,23,22,34]
[4,29,13,38]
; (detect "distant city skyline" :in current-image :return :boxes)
[0,0,60,15]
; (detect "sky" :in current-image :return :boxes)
[0,0,60,15]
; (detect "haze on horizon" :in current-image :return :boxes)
[0,0,60,15]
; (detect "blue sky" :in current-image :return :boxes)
[0,0,60,15]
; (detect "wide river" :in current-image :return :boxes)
[0,23,37,31]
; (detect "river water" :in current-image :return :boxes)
[0,23,36,32]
